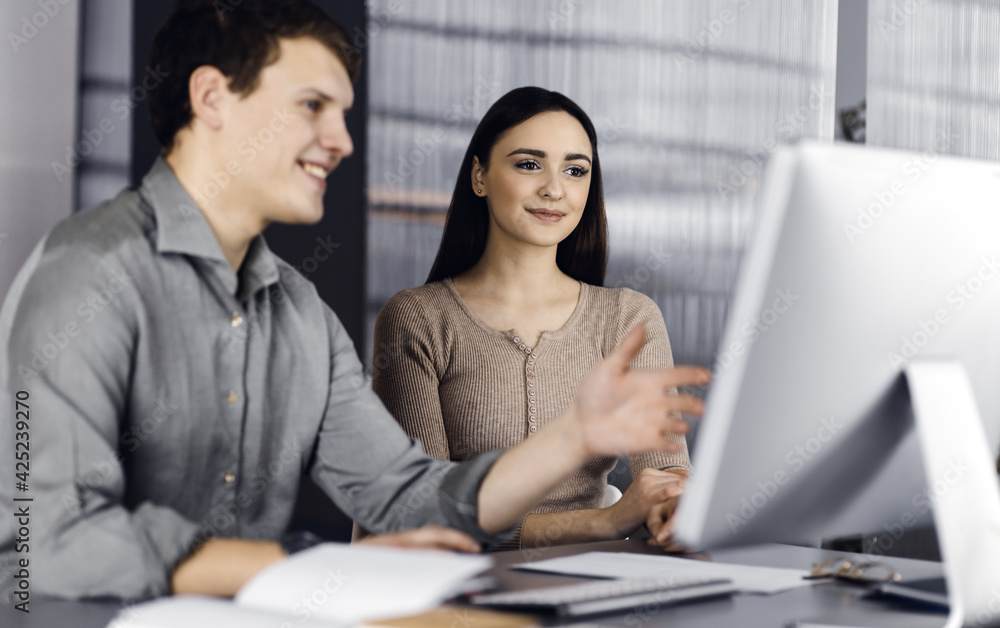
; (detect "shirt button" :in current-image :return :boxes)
[527,381,534,388]
[529,416,537,423]
[529,425,537,433]
[223,471,236,484]
[230,312,244,327]
[528,398,535,405]
[527,359,535,366]
[513,336,521,344]
[226,391,239,404]
[529,406,536,413]
[518,344,526,351]
[528,390,535,397]
[531,353,538,359]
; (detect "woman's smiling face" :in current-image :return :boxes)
[472,110,593,250]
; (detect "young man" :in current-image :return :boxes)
[0,0,708,601]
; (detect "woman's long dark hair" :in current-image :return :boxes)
[425,86,608,286]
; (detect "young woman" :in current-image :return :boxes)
[372,87,691,550]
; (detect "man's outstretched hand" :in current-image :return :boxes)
[572,325,710,458]
[358,525,481,553]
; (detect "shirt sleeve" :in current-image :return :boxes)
[616,290,693,477]
[0,243,201,601]
[371,290,450,461]
[309,305,514,547]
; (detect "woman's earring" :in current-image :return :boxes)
[477,189,483,195]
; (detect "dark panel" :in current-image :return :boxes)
[131,0,369,542]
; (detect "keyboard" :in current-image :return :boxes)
[469,576,736,617]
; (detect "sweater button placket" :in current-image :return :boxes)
[513,337,540,434]
[527,349,538,434]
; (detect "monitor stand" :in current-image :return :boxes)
[906,359,1000,628]
[804,359,1000,628]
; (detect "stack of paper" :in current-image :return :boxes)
[513,551,813,595]
[111,543,494,627]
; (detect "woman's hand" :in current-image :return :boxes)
[603,468,687,538]
[645,493,691,551]
[571,325,710,458]
[357,525,481,553]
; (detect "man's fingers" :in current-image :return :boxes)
[606,325,647,372]
[416,526,481,553]
[362,526,481,553]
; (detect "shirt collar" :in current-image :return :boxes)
[141,157,280,295]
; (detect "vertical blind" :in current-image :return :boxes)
[867,0,1000,159]
[366,0,838,367]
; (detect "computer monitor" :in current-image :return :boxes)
[672,140,1000,553]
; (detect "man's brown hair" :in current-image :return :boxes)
[148,0,361,153]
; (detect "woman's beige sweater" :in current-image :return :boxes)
[371,278,690,548]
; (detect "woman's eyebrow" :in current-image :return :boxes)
[507,148,545,158]
[506,148,592,164]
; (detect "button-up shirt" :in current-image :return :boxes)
[0,158,504,601]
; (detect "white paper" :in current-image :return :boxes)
[513,551,814,594]
[235,543,493,623]
[107,596,348,628]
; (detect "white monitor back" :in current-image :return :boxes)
[674,141,1000,549]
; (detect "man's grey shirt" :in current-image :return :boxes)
[0,158,505,601]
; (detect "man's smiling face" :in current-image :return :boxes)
[218,36,355,227]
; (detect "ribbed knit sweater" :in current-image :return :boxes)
[371,278,691,548]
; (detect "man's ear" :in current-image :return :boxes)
[188,65,229,131]
[471,156,486,196]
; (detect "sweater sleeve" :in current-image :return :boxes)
[371,290,451,461]
[615,290,692,477]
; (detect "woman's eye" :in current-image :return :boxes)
[304,100,322,112]
[566,165,589,177]
[515,160,540,170]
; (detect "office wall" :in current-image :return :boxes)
[364,0,839,373]
[0,0,80,303]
